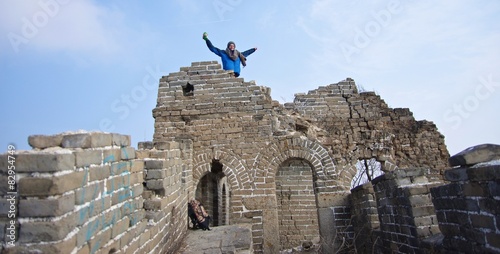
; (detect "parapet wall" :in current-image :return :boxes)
[349,145,500,254]
[0,131,192,254]
[429,145,500,253]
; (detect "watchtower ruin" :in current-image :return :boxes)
[152,61,449,252]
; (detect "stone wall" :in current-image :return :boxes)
[287,82,449,180]
[0,132,191,254]
[371,168,442,253]
[429,144,500,253]
[276,159,320,249]
[150,61,450,253]
[0,61,461,253]
[350,182,380,252]
[349,144,500,254]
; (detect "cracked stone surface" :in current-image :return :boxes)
[178,224,253,254]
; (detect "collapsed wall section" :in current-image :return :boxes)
[287,79,449,180]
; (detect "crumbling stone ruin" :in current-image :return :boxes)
[1,61,499,254]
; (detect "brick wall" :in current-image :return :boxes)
[276,158,320,249]
[150,61,450,253]
[288,81,449,179]
[350,182,380,252]
[0,132,192,254]
[430,163,500,253]
[371,168,442,253]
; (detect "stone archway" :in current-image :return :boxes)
[252,136,339,252]
[195,159,227,226]
[253,136,337,186]
[192,148,252,224]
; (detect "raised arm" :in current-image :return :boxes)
[203,33,223,57]
[241,47,257,57]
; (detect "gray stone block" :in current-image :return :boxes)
[19,193,75,217]
[144,160,166,169]
[112,133,131,147]
[449,144,500,167]
[15,152,75,173]
[103,148,121,163]
[444,168,468,182]
[61,133,92,148]
[121,147,136,160]
[145,169,166,179]
[75,149,102,167]
[28,134,63,149]
[19,171,85,197]
[90,133,113,148]
[18,212,76,242]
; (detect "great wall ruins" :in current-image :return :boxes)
[1,61,499,253]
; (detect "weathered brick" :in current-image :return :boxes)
[145,169,166,179]
[110,161,130,175]
[121,147,136,160]
[4,235,77,254]
[19,193,75,217]
[75,181,105,205]
[89,226,112,253]
[143,197,169,210]
[468,166,500,181]
[19,171,86,197]
[62,133,92,148]
[89,165,111,182]
[444,168,469,182]
[486,232,500,250]
[19,212,77,242]
[28,134,63,149]
[127,209,145,226]
[76,244,90,254]
[75,149,102,167]
[15,152,75,173]
[144,159,167,169]
[408,194,432,206]
[129,160,144,173]
[112,217,130,239]
[103,148,121,163]
[145,179,165,191]
[470,214,495,230]
[130,172,144,185]
[77,196,111,227]
[112,133,131,147]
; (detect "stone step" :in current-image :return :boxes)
[178,224,253,254]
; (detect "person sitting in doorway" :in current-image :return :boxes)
[188,199,211,231]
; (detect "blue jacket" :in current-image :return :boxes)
[205,39,256,77]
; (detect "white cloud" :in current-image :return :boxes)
[0,0,122,55]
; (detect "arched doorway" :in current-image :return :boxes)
[276,158,320,249]
[195,159,229,226]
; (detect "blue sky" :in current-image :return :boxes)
[1,0,499,156]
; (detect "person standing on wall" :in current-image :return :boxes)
[202,32,257,77]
